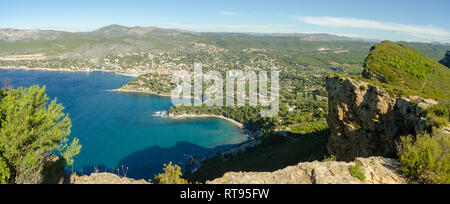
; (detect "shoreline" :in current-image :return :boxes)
[110,88,173,97]
[170,114,244,129]
[111,87,201,100]
[0,67,141,77]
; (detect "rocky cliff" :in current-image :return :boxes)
[326,76,437,161]
[207,157,406,184]
[441,50,450,68]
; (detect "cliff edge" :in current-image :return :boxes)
[207,157,406,184]
[69,173,150,184]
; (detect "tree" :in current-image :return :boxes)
[154,162,189,184]
[0,85,81,184]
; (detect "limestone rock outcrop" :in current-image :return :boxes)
[326,76,436,161]
[207,157,406,184]
[70,173,150,184]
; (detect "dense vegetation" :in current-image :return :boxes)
[424,104,450,129]
[0,85,81,184]
[170,97,328,135]
[363,41,450,101]
[398,129,449,184]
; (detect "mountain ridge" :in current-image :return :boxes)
[0,24,378,42]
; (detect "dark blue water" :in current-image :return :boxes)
[0,69,246,179]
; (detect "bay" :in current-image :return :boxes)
[0,69,247,180]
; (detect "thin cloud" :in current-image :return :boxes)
[296,16,450,41]
[218,10,240,16]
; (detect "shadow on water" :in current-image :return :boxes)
[78,141,236,180]
[187,129,331,182]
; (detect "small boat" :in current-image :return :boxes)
[153,111,168,118]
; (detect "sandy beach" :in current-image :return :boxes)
[170,114,244,129]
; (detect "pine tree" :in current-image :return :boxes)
[0,85,81,184]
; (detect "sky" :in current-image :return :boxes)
[1,0,450,43]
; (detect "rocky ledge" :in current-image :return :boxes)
[207,157,406,184]
[69,173,149,184]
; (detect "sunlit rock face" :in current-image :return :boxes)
[207,157,406,184]
[325,76,436,161]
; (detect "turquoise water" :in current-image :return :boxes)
[0,69,246,179]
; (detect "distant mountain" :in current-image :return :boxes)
[90,24,194,38]
[0,25,449,67]
[196,31,376,42]
[362,41,450,100]
[0,28,69,42]
[440,50,450,68]
[0,25,195,42]
[398,41,450,62]
[0,25,373,42]
[245,32,379,42]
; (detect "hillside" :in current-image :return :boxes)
[0,25,447,65]
[362,41,450,101]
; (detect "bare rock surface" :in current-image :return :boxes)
[70,173,150,184]
[326,76,435,161]
[207,157,406,184]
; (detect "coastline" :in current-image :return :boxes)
[170,114,244,129]
[111,87,201,100]
[110,88,173,97]
[0,67,141,77]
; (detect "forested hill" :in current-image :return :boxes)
[362,41,450,101]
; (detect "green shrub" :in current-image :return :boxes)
[359,85,367,91]
[154,162,190,184]
[349,161,366,181]
[0,85,81,184]
[0,157,10,184]
[425,104,450,128]
[322,155,337,162]
[399,130,450,184]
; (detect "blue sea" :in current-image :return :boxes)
[0,69,247,180]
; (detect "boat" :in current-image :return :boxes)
[153,111,168,118]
